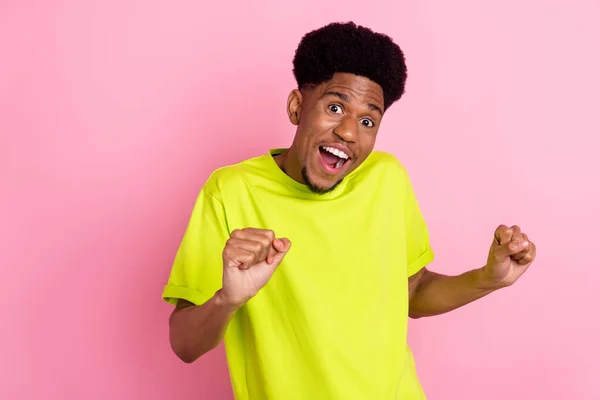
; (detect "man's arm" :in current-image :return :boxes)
[168,229,292,364]
[408,267,497,319]
[408,225,537,319]
[169,294,239,363]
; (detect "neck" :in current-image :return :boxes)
[274,147,305,185]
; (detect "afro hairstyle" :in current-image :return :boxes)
[292,21,407,111]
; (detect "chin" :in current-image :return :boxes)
[301,167,343,194]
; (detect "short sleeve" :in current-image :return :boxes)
[401,168,434,277]
[162,187,230,306]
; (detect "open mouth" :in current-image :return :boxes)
[318,146,350,173]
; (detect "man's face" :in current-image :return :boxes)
[287,73,385,194]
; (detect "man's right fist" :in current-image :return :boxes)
[220,228,291,307]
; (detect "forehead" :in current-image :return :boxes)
[318,73,384,102]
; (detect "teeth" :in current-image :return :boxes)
[335,159,344,168]
[323,146,349,159]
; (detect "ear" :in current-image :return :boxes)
[287,89,303,126]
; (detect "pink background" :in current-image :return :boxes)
[2,1,599,399]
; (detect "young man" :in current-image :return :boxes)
[163,22,537,399]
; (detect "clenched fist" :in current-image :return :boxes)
[483,224,537,288]
[220,228,291,307]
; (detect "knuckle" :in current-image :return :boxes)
[251,241,262,252]
[225,238,237,249]
[261,237,272,248]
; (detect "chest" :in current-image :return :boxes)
[225,186,409,305]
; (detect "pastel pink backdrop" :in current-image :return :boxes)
[1,1,599,399]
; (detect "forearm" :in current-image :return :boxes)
[409,267,501,319]
[169,290,239,363]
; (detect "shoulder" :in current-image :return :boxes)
[367,150,404,168]
[357,150,411,181]
[202,154,267,198]
[346,150,418,198]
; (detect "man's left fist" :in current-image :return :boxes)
[482,224,537,288]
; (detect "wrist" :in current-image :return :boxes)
[214,289,246,311]
[474,266,509,291]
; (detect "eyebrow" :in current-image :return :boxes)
[323,91,383,116]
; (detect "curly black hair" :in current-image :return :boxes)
[292,22,407,111]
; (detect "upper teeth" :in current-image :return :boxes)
[323,146,349,159]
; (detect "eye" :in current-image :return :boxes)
[328,104,343,114]
[360,118,375,127]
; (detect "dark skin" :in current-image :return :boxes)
[274,72,384,193]
[168,73,537,363]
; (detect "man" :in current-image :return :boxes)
[163,22,537,399]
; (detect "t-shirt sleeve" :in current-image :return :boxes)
[162,187,230,306]
[401,168,434,277]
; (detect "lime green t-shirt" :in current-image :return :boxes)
[163,149,434,400]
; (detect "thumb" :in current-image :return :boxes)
[494,239,529,262]
[272,238,291,254]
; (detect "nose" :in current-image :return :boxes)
[333,116,358,143]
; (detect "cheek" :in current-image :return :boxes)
[301,108,335,133]
[359,133,377,152]
[350,136,377,166]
